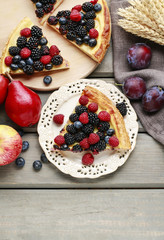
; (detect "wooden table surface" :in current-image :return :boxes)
[0,1,164,239]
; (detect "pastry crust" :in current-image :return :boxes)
[47,0,111,63]
[0,17,70,75]
[32,0,64,25]
[59,86,131,151]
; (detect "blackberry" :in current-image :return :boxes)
[35,8,44,18]
[31,48,41,61]
[82,2,94,12]
[33,61,44,71]
[17,36,27,49]
[51,55,63,65]
[43,3,53,13]
[49,0,56,3]
[116,102,127,117]
[63,10,71,19]
[88,112,99,126]
[9,46,21,56]
[82,124,94,135]
[75,105,88,115]
[26,37,39,49]
[31,25,43,39]
[96,132,105,140]
[74,132,86,142]
[85,11,96,20]
[66,31,76,41]
[72,144,83,152]
[23,65,34,75]
[59,25,67,35]
[67,20,78,31]
[98,122,110,132]
[40,45,49,55]
[66,124,77,134]
[69,113,79,122]
[90,140,106,153]
[31,0,38,3]
[76,25,87,38]
[40,0,50,4]
[56,10,65,18]
[86,19,95,32]
[64,133,75,145]
[48,16,58,25]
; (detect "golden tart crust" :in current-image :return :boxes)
[59,86,131,151]
[47,0,111,63]
[0,17,70,75]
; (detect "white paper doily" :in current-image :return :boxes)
[37,79,138,178]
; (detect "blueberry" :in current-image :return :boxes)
[60,144,69,151]
[12,55,21,64]
[88,38,97,47]
[10,64,19,71]
[83,35,90,44]
[18,60,26,69]
[33,160,42,171]
[45,63,53,70]
[59,17,67,25]
[36,2,42,8]
[80,19,86,26]
[41,153,49,163]
[94,3,102,12]
[17,129,24,137]
[105,136,110,144]
[15,157,25,168]
[107,129,115,136]
[22,141,29,152]
[49,0,55,3]
[80,12,85,19]
[39,37,48,46]
[76,37,83,45]
[74,121,83,129]
[43,75,52,85]
[26,57,34,66]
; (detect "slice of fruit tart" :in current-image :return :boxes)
[47,0,111,63]
[31,0,64,25]
[53,86,131,154]
[0,17,69,76]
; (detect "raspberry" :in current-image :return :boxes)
[108,136,119,147]
[5,56,12,66]
[79,112,89,124]
[79,95,89,105]
[20,28,31,37]
[89,28,99,38]
[70,10,81,22]
[72,5,82,12]
[53,114,64,124]
[98,111,111,121]
[20,47,31,59]
[82,153,94,166]
[40,55,52,65]
[90,0,98,4]
[80,138,90,149]
[54,135,65,145]
[88,133,100,145]
[49,45,60,57]
[88,102,98,112]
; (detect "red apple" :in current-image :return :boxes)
[0,125,22,166]
[0,75,9,104]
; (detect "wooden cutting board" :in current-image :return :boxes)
[0,0,98,91]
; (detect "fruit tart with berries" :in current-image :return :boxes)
[53,86,131,154]
[47,0,111,63]
[31,0,64,25]
[0,17,69,76]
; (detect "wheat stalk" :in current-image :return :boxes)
[118,0,164,46]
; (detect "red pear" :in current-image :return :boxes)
[0,75,9,104]
[5,81,42,127]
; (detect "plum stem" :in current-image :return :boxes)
[5,72,13,82]
[115,83,123,87]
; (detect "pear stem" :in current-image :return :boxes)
[5,72,14,82]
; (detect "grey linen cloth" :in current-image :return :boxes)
[110,0,164,145]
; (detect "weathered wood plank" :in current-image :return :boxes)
[0,190,164,240]
[0,133,163,188]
